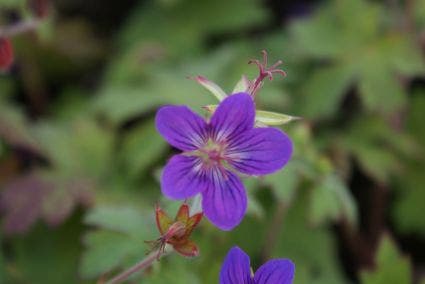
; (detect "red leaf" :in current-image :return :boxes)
[0,174,94,235]
[0,174,52,235]
[0,38,13,71]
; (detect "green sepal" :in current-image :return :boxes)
[255,110,301,125]
[232,75,250,93]
[204,105,299,126]
[193,76,227,101]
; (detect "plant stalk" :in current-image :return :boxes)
[105,249,163,284]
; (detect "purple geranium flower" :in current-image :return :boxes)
[220,246,295,284]
[155,93,292,230]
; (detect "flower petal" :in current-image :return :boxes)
[254,259,295,284]
[219,246,253,284]
[155,105,207,151]
[173,239,199,257]
[210,93,255,143]
[226,127,292,175]
[201,168,247,230]
[161,155,206,199]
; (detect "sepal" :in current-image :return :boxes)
[192,75,227,101]
[204,104,299,126]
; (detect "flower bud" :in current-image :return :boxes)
[146,203,203,258]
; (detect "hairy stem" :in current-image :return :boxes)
[105,249,166,284]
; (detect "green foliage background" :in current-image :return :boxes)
[0,0,424,283]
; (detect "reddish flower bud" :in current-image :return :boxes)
[146,203,203,259]
[0,38,13,71]
[27,0,50,19]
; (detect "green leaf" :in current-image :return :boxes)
[0,103,42,153]
[244,179,265,218]
[119,0,267,57]
[339,116,409,183]
[361,234,412,284]
[80,230,143,278]
[394,167,425,235]
[300,64,354,119]
[33,119,112,176]
[309,174,357,226]
[358,56,406,113]
[290,9,349,58]
[81,204,156,279]
[84,205,155,238]
[393,93,425,234]
[11,216,83,284]
[382,35,425,77]
[264,162,299,203]
[120,118,168,179]
[0,0,25,8]
[274,192,348,284]
[144,254,202,284]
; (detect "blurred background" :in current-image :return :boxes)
[0,0,424,283]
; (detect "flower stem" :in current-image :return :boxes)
[105,249,165,284]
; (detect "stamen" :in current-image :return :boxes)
[247,50,287,97]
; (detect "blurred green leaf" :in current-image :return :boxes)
[80,204,156,279]
[394,93,425,234]
[414,0,425,29]
[274,192,348,284]
[309,174,357,226]
[120,119,168,179]
[84,205,153,238]
[119,0,267,57]
[292,0,424,115]
[144,254,201,284]
[264,161,299,203]
[0,102,42,153]
[33,118,112,176]
[358,56,406,113]
[10,216,83,284]
[0,0,25,8]
[80,230,143,278]
[300,64,354,119]
[361,234,412,284]
[339,116,415,183]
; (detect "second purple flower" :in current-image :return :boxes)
[155,93,292,230]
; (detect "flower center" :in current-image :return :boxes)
[197,139,227,167]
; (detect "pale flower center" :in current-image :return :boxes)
[197,139,227,167]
